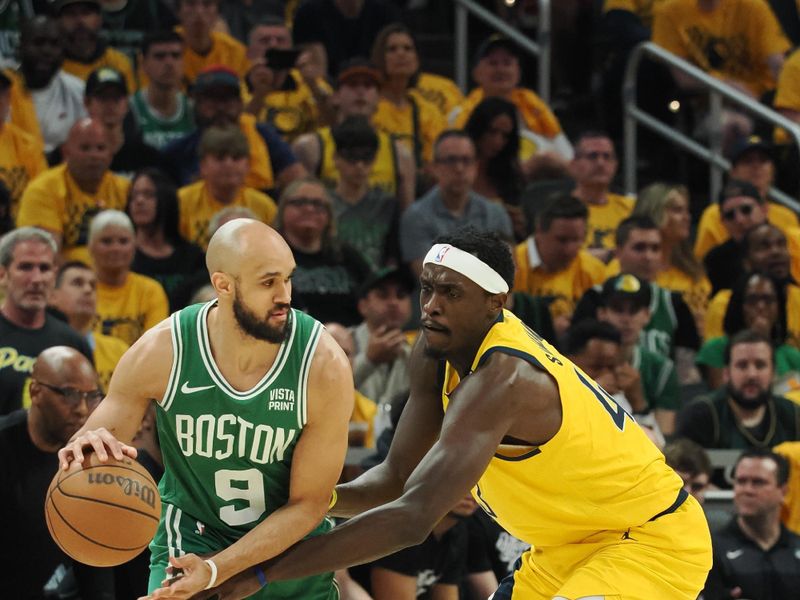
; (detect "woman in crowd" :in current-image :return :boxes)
[126,168,206,311]
[88,209,169,346]
[369,23,446,168]
[696,271,800,389]
[464,97,527,240]
[274,177,373,326]
[632,182,711,328]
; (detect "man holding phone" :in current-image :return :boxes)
[244,17,334,140]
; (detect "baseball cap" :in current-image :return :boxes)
[336,58,382,89]
[729,135,772,164]
[85,67,127,97]
[717,179,762,205]
[193,65,241,96]
[55,0,100,14]
[600,274,652,310]
[358,266,415,299]
[473,34,519,66]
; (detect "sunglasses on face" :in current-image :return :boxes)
[285,197,329,211]
[722,203,756,221]
[35,380,104,408]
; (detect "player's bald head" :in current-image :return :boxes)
[32,346,96,385]
[206,218,291,278]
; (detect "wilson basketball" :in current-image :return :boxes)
[45,453,161,567]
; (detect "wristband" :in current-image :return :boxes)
[204,558,218,590]
[254,566,268,588]
[328,488,338,511]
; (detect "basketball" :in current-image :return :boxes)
[45,453,161,567]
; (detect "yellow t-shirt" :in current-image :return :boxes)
[705,284,800,348]
[239,113,275,192]
[243,70,330,141]
[603,0,667,29]
[372,94,445,164]
[774,441,800,535]
[652,0,790,97]
[413,72,464,118]
[774,48,800,143]
[62,47,137,92]
[513,241,606,320]
[693,201,800,259]
[351,390,377,449]
[788,226,800,285]
[180,30,251,84]
[178,180,277,250]
[584,193,635,250]
[92,332,129,394]
[94,273,169,346]
[442,309,683,547]
[5,69,45,146]
[316,126,398,197]
[15,164,131,260]
[0,122,47,214]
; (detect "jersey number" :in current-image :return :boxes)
[215,468,266,526]
[574,368,630,432]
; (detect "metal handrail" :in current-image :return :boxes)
[453,0,551,104]
[623,41,800,212]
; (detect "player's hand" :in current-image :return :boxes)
[190,569,264,600]
[58,427,137,470]
[141,554,215,599]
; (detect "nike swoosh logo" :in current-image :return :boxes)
[181,382,215,394]
[726,549,744,560]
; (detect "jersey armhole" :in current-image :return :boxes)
[296,320,323,428]
[159,311,184,411]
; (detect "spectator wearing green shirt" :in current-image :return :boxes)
[697,271,800,389]
[598,273,680,437]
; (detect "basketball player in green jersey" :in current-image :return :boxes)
[57,219,354,599]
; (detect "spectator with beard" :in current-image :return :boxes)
[56,0,136,92]
[676,329,800,449]
[162,65,305,193]
[705,223,800,348]
[5,15,87,152]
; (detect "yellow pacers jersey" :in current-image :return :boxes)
[372,94,445,164]
[317,126,398,197]
[239,114,276,192]
[413,72,464,117]
[94,273,169,346]
[93,332,129,393]
[442,310,683,547]
[585,193,634,250]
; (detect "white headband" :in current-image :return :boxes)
[423,244,509,294]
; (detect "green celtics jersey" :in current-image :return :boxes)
[129,89,195,150]
[155,301,323,540]
[640,283,677,357]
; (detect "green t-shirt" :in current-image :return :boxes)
[631,344,679,411]
[697,336,800,375]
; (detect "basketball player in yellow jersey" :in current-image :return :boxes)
[175,228,712,600]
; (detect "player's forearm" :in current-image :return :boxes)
[331,462,405,518]
[211,498,329,586]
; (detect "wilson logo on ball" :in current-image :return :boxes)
[87,473,158,509]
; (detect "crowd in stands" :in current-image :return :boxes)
[1,0,800,598]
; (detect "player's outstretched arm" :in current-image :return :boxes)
[57,320,173,470]
[149,330,354,599]
[195,352,553,600]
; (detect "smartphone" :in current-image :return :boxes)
[265,48,301,71]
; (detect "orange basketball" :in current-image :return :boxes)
[45,453,161,567]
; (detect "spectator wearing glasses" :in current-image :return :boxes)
[0,346,103,598]
[178,125,277,250]
[275,177,373,326]
[705,180,769,295]
[569,131,634,263]
[50,260,129,393]
[0,228,92,415]
[399,130,513,277]
[330,115,401,270]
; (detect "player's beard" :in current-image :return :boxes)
[727,381,771,410]
[233,293,289,343]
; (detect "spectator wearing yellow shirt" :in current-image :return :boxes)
[370,23,446,166]
[291,60,415,208]
[49,260,129,393]
[88,209,169,346]
[570,131,634,262]
[162,65,307,193]
[16,118,130,262]
[449,34,573,171]
[178,125,277,250]
[694,136,799,259]
[56,0,136,93]
[513,194,606,335]
[0,71,47,216]
[176,0,250,84]
[243,16,333,141]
